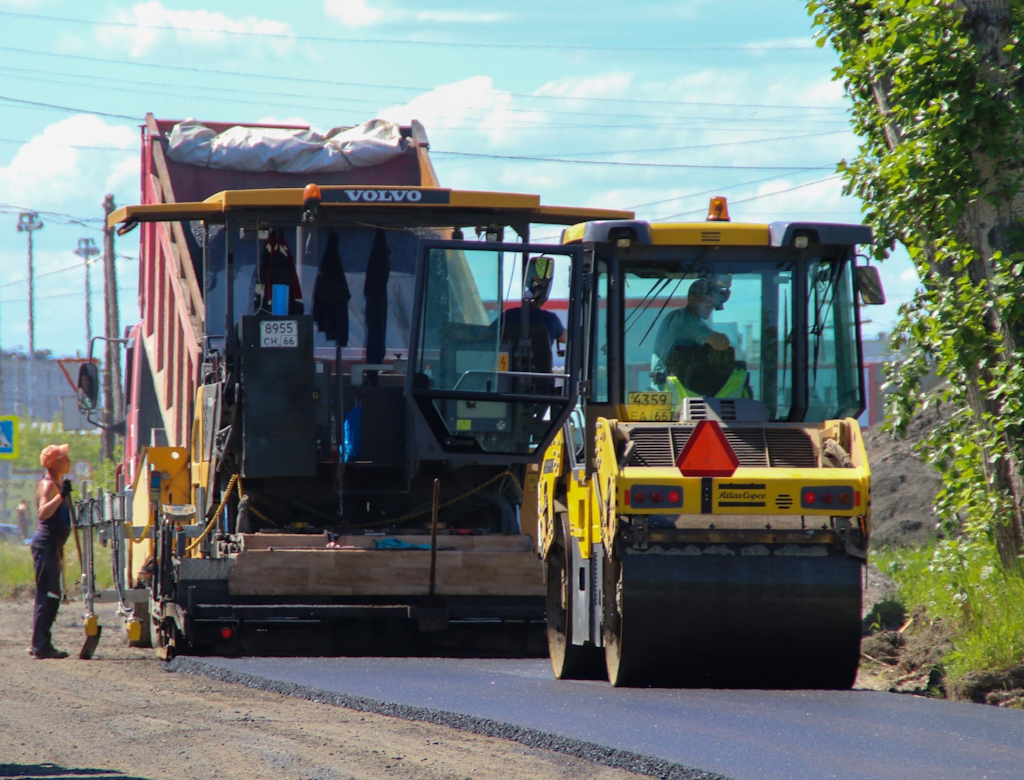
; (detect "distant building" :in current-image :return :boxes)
[861,333,893,428]
[0,349,85,423]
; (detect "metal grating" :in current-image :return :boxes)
[626,424,819,470]
[683,398,708,420]
[628,427,678,467]
[766,428,818,468]
[721,428,769,467]
[669,426,694,460]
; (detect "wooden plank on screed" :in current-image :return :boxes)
[229,550,543,597]
[240,534,534,552]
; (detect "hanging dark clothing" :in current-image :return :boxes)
[363,228,391,365]
[312,231,351,344]
[254,230,304,315]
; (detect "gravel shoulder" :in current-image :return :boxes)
[0,599,650,780]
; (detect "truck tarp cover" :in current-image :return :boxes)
[166,118,407,173]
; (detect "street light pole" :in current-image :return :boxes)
[75,237,100,354]
[17,212,43,417]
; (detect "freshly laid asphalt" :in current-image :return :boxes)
[179,656,1024,780]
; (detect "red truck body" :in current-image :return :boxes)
[123,114,438,485]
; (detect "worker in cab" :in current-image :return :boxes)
[499,255,566,373]
[651,276,745,398]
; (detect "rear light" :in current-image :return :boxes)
[801,485,857,510]
[220,626,234,640]
[629,485,683,509]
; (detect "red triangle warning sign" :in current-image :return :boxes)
[676,420,739,477]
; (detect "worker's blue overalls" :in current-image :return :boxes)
[30,495,71,656]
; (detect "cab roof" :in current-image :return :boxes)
[562,219,873,248]
[108,185,634,233]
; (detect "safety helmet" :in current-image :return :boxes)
[689,275,732,311]
[524,255,554,306]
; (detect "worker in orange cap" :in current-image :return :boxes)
[30,443,73,659]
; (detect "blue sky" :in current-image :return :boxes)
[0,0,918,359]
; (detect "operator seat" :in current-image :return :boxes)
[665,344,744,397]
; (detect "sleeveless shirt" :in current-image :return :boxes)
[31,480,71,548]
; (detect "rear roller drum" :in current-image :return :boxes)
[603,542,863,689]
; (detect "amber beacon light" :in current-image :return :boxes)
[706,196,731,222]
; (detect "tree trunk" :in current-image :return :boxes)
[867,0,1024,567]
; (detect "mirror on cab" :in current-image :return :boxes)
[524,255,555,305]
[77,362,100,412]
[856,265,886,305]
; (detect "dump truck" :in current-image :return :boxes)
[74,114,632,658]
[537,197,885,687]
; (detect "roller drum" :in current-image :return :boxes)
[606,542,863,688]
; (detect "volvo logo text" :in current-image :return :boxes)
[344,189,423,203]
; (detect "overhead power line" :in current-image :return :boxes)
[0,94,137,120]
[652,174,844,221]
[0,63,850,124]
[0,10,821,53]
[432,151,834,171]
[0,44,846,112]
[0,129,852,161]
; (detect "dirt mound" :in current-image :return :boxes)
[862,404,944,548]
[858,606,955,695]
[858,400,1024,707]
[954,664,1024,706]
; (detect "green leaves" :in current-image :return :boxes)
[811,0,1024,572]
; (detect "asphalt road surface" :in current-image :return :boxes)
[186,656,1024,780]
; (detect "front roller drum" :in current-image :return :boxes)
[546,513,605,680]
[604,543,863,689]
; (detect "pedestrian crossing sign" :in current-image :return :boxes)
[0,416,18,459]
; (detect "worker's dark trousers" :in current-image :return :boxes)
[31,542,62,654]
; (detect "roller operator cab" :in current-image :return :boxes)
[539,198,885,688]
[91,184,632,658]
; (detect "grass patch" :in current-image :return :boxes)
[0,540,36,597]
[874,542,1024,681]
[0,533,115,599]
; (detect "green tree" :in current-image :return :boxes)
[809,0,1024,571]
[12,415,104,485]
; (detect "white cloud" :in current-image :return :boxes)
[96,1,295,59]
[0,117,139,357]
[0,115,135,209]
[323,0,386,27]
[378,76,547,147]
[415,11,511,23]
[534,72,634,102]
[747,36,818,52]
[323,1,510,27]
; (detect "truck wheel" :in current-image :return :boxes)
[546,514,604,680]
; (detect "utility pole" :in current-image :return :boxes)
[75,237,100,355]
[101,195,123,460]
[17,212,42,418]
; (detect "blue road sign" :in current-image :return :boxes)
[0,416,18,459]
